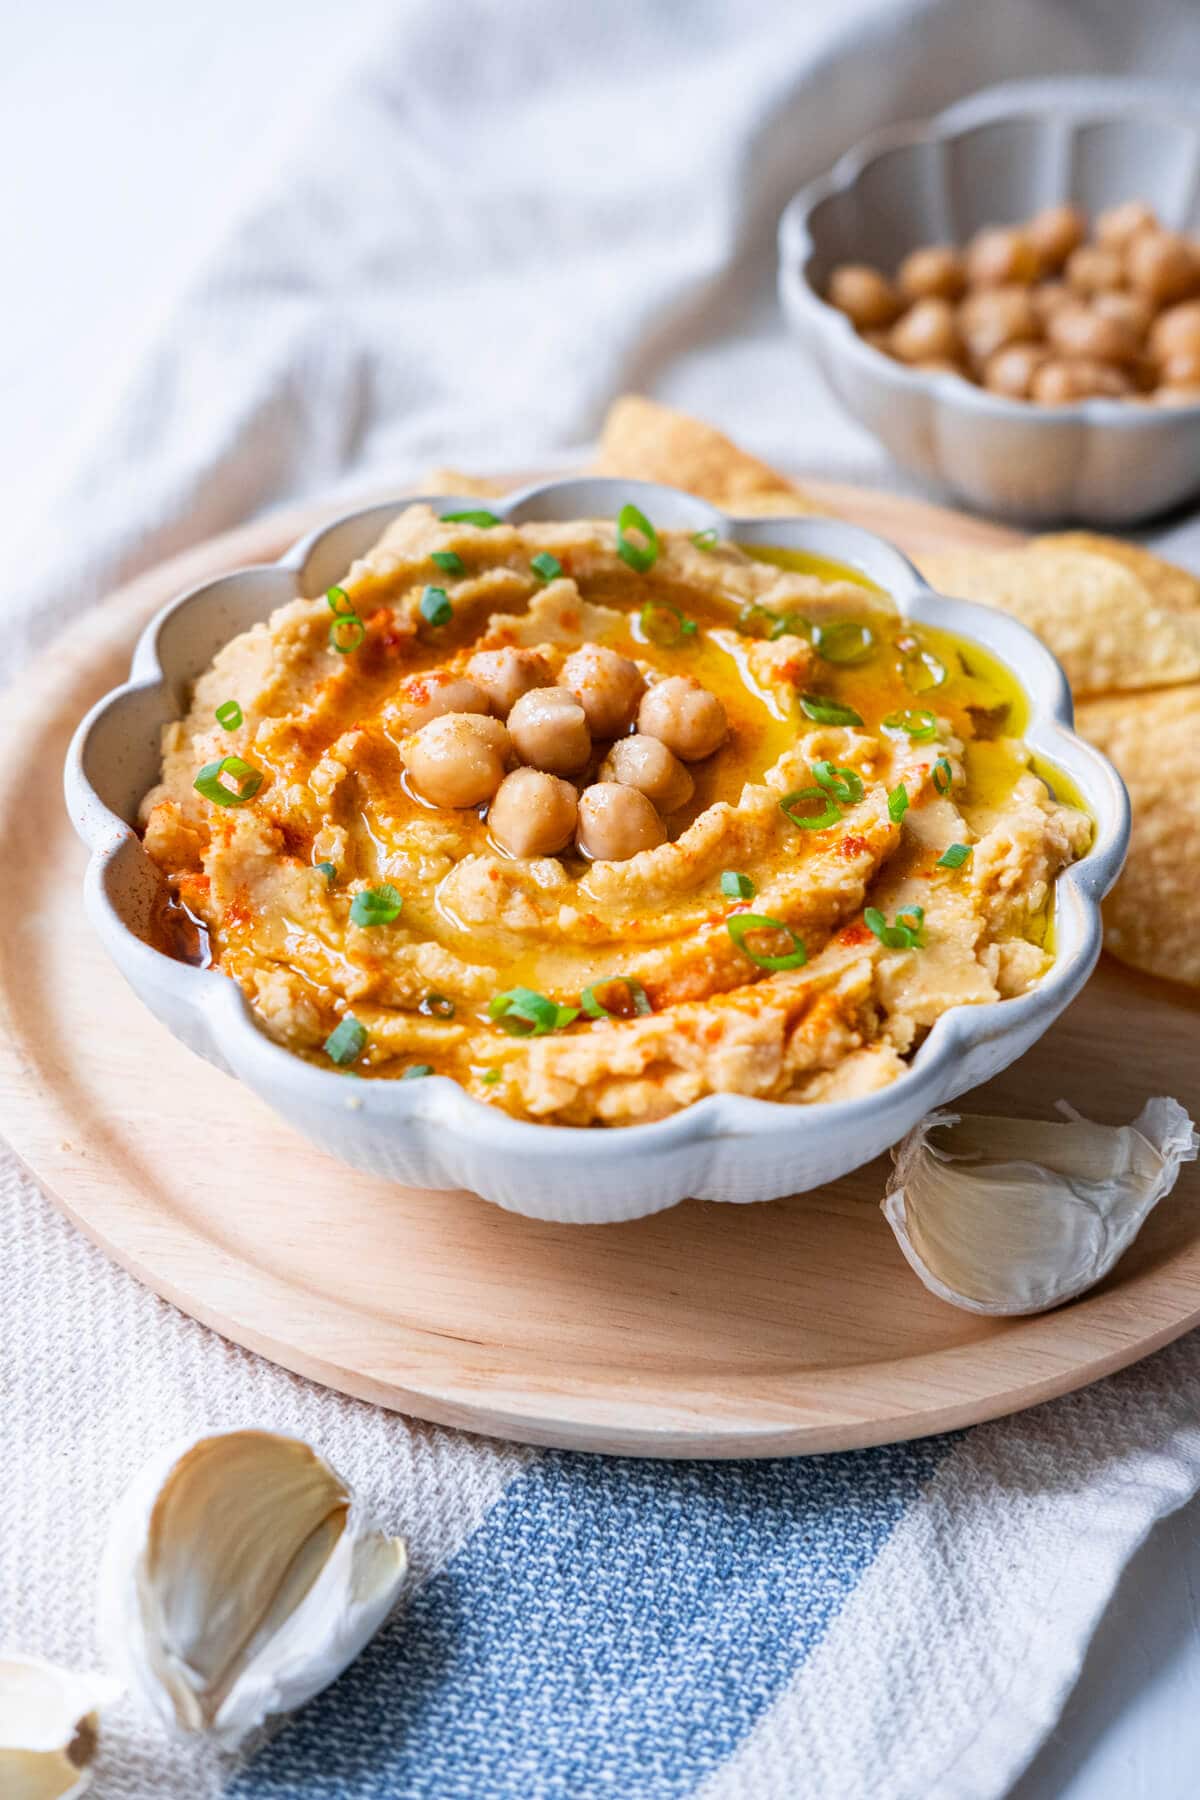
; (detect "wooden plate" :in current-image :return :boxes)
[2,477,1197,1458]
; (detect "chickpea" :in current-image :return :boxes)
[1030,359,1133,404]
[1148,299,1200,363]
[602,734,695,813]
[983,341,1048,399]
[958,287,1040,365]
[507,686,591,774]
[827,264,900,330]
[861,328,895,356]
[1127,230,1200,306]
[558,644,644,739]
[1161,349,1200,388]
[1028,203,1087,272]
[1046,302,1140,365]
[1092,289,1155,344]
[466,648,554,718]
[387,672,490,735]
[897,245,966,302]
[1065,244,1126,296]
[637,676,728,762]
[965,225,1039,288]
[890,297,962,365]
[1031,281,1074,327]
[576,783,666,862]
[402,713,510,810]
[1153,383,1200,407]
[1096,200,1157,247]
[488,768,578,858]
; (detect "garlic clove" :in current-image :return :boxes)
[97,1429,407,1750]
[883,1097,1198,1315]
[0,1654,120,1800]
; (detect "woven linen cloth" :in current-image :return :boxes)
[5,5,1200,1795]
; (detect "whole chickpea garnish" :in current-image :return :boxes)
[387,672,490,735]
[1092,289,1155,344]
[890,297,962,365]
[466,648,554,718]
[602,734,695,813]
[1046,303,1140,366]
[1154,383,1200,407]
[958,286,1040,365]
[402,713,511,810]
[1160,349,1200,389]
[966,225,1039,288]
[983,341,1048,400]
[1148,299,1200,363]
[1031,359,1132,404]
[1065,245,1125,296]
[576,783,666,862]
[897,245,966,303]
[558,644,644,739]
[1127,231,1200,307]
[1028,203,1087,272]
[488,768,578,858]
[827,264,900,331]
[507,687,591,775]
[637,677,728,762]
[1030,281,1074,327]
[1096,200,1158,247]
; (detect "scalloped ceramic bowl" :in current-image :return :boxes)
[65,477,1129,1223]
[779,91,1200,524]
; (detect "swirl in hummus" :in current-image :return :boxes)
[139,503,1091,1126]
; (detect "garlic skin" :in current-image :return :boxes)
[884,1097,1198,1315]
[0,1654,120,1800]
[97,1430,407,1750]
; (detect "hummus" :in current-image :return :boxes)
[140,503,1091,1126]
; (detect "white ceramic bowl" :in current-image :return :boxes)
[65,477,1129,1223]
[778,88,1200,524]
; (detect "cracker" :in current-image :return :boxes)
[920,545,1200,698]
[1036,533,1200,614]
[593,395,819,515]
[1077,685,1200,987]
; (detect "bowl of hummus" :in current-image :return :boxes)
[66,477,1129,1222]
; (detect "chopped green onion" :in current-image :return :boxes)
[770,611,813,642]
[481,1068,501,1085]
[329,614,365,654]
[901,647,948,692]
[932,756,954,794]
[431,550,465,575]
[799,693,863,727]
[812,760,864,805]
[402,1064,434,1080]
[637,600,697,646]
[780,787,843,831]
[580,976,652,1020]
[530,552,562,582]
[937,842,972,869]
[865,906,924,951]
[814,619,876,666]
[882,708,938,743]
[193,755,263,808]
[441,509,500,527]
[420,585,453,627]
[326,586,356,616]
[314,861,336,884]
[215,700,243,731]
[888,783,909,824]
[726,912,808,972]
[420,992,456,1019]
[349,883,403,927]
[325,1016,366,1065]
[488,987,579,1036]
[691,527,720,551]
[737,602,776,638]
[721,870,756,900]
[616,502,660,573]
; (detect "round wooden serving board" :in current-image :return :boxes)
[2,477,1198,1458]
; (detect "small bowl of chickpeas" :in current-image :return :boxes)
[778,93,1200,523]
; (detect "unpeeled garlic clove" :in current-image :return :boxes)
[97,1429,407,1750]
[0,1654,120,1800]
[883,1097,1198,1315]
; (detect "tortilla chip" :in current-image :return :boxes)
[593,395,819,515]
[920,545,1200,699]
[1036,533,1200,614]
[1077,685,1200,987]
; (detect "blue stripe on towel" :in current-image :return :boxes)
[232,1439,949,1800]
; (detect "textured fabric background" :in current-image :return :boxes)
[5,4,1200,1796]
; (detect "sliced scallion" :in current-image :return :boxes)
[420,585,453,627]
[721,870,756,900]
[780,787,842,831]
[799,693,863,727]
[314,861,336,884]
[814,619,876,666]
[325,1016,366,1065]
[530,552,562,582]
[580,977,652,1020]
[488,987,579,1037]
[932,756,954,794]
[326,586,356,616]
[864,905,924,951]
[888,783,909,824]
[726,912,808,972]
[691,527,719,551]
[420,992,456,1019]
[431,550,465,575]
[812,760,863,805]
[616,502,659,573]
[402,1064,434,1080]
[193,755,263,807]
[349,883,403,927]
[937,843,972,869]
[215,700,243,731]
[441,509,500,527]
[882,709,938,743]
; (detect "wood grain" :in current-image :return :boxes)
[0,476,1195,1458]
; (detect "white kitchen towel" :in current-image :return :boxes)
[5,3,1200,1797]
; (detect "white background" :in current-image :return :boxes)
[3,4,1198,1795]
